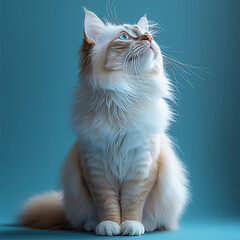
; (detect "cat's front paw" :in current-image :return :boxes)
[95,220,121,236]
[121,220,145,236]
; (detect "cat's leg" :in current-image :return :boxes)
[120,155,158,236]
[84,160,121,236]
[61,141,98,232]
[142,134,189,232]
[88,181,121,236]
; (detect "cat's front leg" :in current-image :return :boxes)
[86,173,121,236]
[120,164,157,236]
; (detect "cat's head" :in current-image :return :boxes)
[80,10,165,91]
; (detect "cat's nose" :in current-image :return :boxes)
[143,33,153,43]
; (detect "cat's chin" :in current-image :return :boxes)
[136,49,156,71]
[129,47,154,62]
[142,48,155,62]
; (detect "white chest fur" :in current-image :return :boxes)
[72,75,170,182]
[82,130,161,182]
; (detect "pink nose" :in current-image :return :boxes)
[147,35,153,42]
[145,33,153,42]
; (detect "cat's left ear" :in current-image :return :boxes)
[137,16,149,32]
[84,9,105,44]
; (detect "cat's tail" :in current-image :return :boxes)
[18,191,71,230]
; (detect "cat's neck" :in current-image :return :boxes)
[72,71,171,142]
[82,69,170,102]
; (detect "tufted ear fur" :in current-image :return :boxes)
[84,10,105,44]
[137,16,149,32]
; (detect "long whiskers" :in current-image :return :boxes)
[106,0,121,25]
[162,51,212,88]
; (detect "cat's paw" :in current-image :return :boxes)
[95,221,121,236]
[121,220,145,236]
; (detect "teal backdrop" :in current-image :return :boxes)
[1,0,240,239]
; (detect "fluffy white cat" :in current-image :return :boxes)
[19,10,189,236]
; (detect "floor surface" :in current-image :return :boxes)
[1,220,239,240]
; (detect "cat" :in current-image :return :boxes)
[18,10,189,236]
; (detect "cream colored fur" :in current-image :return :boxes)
[19,10,189,236]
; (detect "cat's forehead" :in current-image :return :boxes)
[104,23,144,39]
[123,24,144,36]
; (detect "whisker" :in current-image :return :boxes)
[164,52,212,80]
[113,0,121,25]
[106,0,116,25]
[164,62,183,92]
[162,51,209,88]
[123,44,146,77]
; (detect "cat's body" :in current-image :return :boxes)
[19,10,189,236]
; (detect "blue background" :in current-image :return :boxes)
[1,0,240,239]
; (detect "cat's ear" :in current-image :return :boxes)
[84,9,105,44]
[137,16,149,32]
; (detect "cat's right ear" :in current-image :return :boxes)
[84,9,105,44]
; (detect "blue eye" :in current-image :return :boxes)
[119,33,130,40]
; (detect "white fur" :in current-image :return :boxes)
[121,220,145,236]
[96,221,121,236]
[143,135,188,231]
[66,13,188,234]
[61,141,97,231]
[84,10,105,43]
[67,12,188,235]
[61,135,188,234]
[19,11,188,236]
[137,16,149,32]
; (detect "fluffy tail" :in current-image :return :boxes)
[18,191,71,230]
